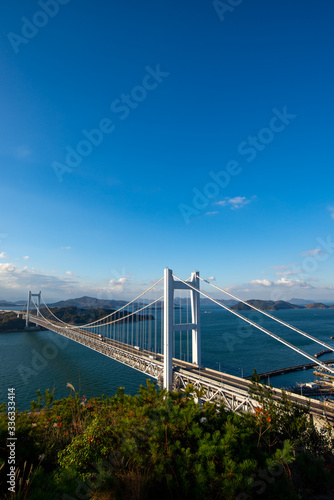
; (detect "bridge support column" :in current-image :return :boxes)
[190,271,201,366]
[163,268,173,391]
[26,291,31,327]
[163,268,201,391]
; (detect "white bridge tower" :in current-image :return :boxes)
[163,268,201,390]
[25,291,41,327]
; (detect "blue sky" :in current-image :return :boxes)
[0,0,334,302]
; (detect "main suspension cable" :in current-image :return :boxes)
[172,274,334,375]
[199,277,334,351]
[37,277,164,329]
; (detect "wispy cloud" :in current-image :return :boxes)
[204,211,219,216]
[14,145,32,160]
[24,256,30,260]
[0,252,9,259]
[216,196,255,210]
[271,263,301,276]
[301,248,325,257]
[275,269,301,276]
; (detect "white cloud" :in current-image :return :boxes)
[250,277,311,289]
[0,262,80,300]
[108,277,128,293]
[24,256,30,260]
[250,279,272,286]
[0,264,149,302]
[207,276,215,281]
[66,271,74,276]
[0,252,9,259]
[204,211,219,216]
[216,196,255,210]
[274,277,310,288]
[0,262,16,272]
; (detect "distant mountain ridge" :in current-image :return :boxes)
[48,297,334,311]
[48,296,128,309]
[48,296,239,309]
[0,300,16,306]
[0,300,25,307]
[289,297,334,306]
[1,296,334,311]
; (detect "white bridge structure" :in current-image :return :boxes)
[22,268,334,422]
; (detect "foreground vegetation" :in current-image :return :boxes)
[1,381,334,499]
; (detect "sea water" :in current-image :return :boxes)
[1,306,334,410]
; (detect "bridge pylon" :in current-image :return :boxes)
[163,268,201,391]
[26,291,41,327]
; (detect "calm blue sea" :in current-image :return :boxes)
[1,306,334,411]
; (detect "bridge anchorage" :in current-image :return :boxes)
[22,268,334,422]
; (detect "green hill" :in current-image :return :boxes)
[230,299,303,311]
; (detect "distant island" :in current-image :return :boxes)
[231,299,334,311]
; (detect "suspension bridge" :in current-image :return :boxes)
[20,268,334,423]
